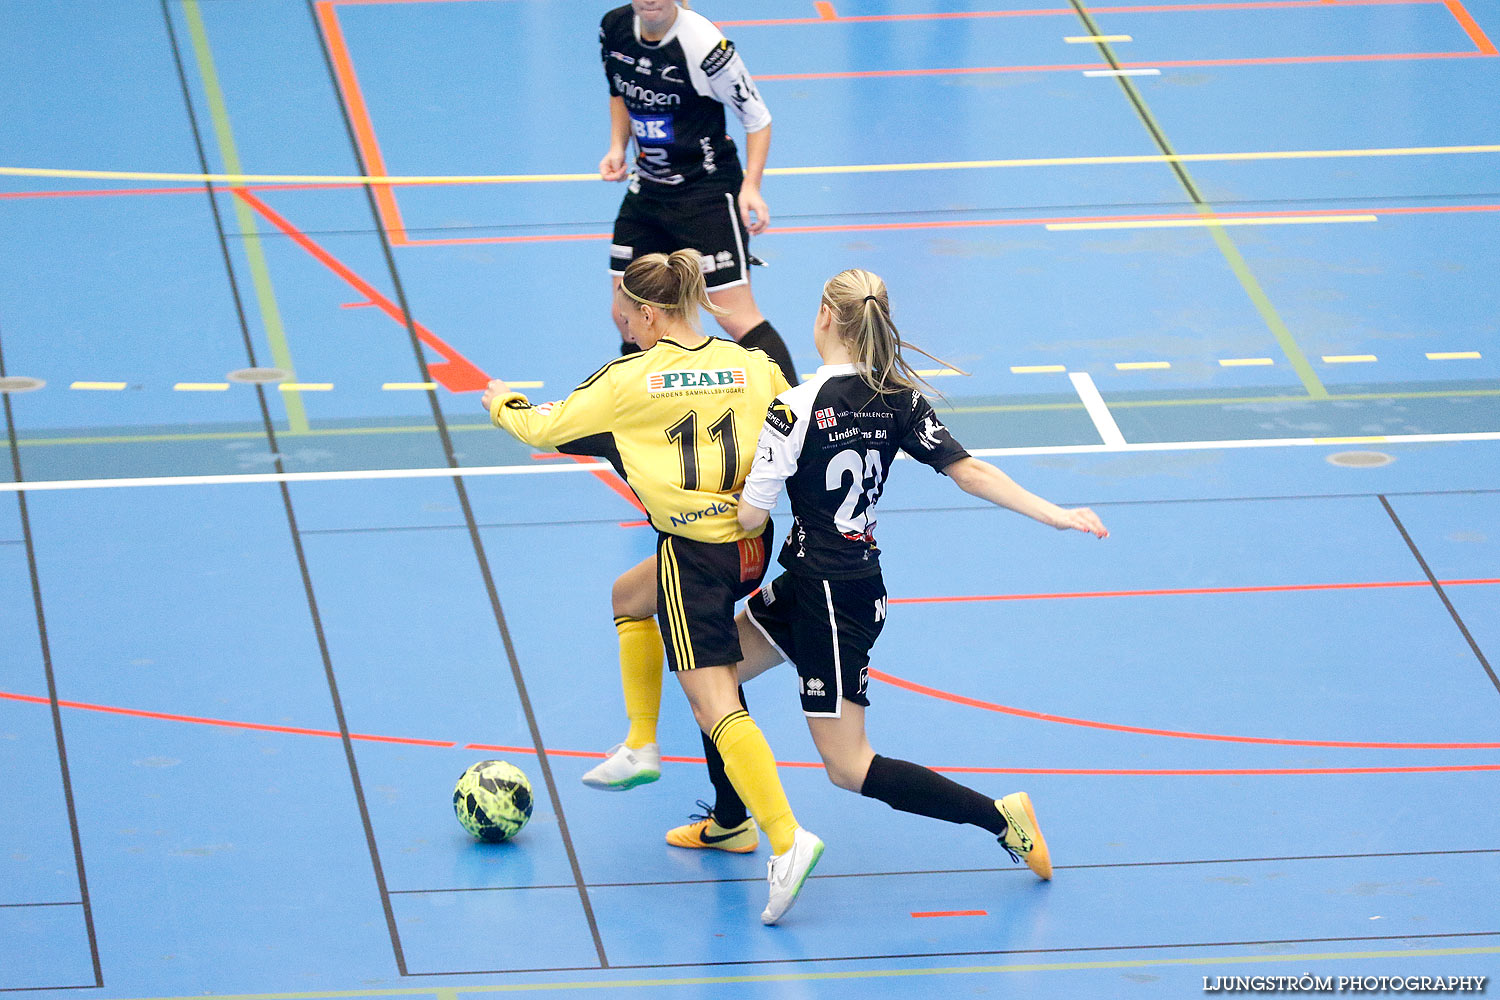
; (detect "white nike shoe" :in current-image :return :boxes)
[580,742,661,790]
[761,826,824,925]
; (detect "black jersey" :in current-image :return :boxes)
[742,364,970,579]
[599,5,771,193]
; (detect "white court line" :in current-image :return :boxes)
[1068,371,1127,448]
[3,432,1500,493]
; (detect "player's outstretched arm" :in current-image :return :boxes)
[945,457,1108,538]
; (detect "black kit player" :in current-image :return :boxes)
[663,268,1110,879]
[599,0,800,382]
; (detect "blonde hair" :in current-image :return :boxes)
[821,269,932,396]
[620,250,727,328]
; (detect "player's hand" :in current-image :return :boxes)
[1053,507,1108,538]
[599,148,628,182]
[739,183,770,234]
[480,379,512,412]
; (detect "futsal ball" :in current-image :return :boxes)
[453,760,533,842]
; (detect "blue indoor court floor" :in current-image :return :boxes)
[2,0,1499,997]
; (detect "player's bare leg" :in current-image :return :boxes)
[806,700,1052,879]
[582,555,663,790]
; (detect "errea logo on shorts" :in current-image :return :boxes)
[802,677,827,697]
[647,369,746,393]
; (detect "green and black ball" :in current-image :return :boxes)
[453,760,533,842]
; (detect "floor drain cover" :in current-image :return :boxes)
[0,376,45,393]
[227,367,289,384]
[1326,450,1394,468]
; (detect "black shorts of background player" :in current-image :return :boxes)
[672,268,1110,881]
[599,0,799,382]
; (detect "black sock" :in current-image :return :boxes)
[738,320,799,384]
[702,685,750,828]
[620,339,642,356]
[860,754,1006,836]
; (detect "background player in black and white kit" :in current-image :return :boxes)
[599,0,799,381]
[668,268,1109,880]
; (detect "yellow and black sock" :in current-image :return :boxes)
[614,615,663,749]
[701,686,749,828]
[860,754,1007,836]
[709,709,797,855]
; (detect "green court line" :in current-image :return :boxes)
[11,387,1499,448]
[91,944,1500,999]
[181,0,309,434]
[1068,4,1328,401]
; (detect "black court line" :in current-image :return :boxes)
[0,337,103,988]
[397,929,1500,978]
[1380,495,1500,696]
[0,987,97,994]
[301,0,608,971]
[0,901,85,909]
[385,846,1500,894]
[161,1,410,977]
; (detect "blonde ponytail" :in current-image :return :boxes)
[620,249,728,327]
[821,270,934,396]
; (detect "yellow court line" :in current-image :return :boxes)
[69,381,127,390]
[1322,355,1377,363]
[382,382,437,391]
[1011,365,1067,374]
[1116,361,1171,370]
[1048,215,1377,231]
[77,945,1500,1000]
[1066,34,1132,42]
[509,380,545,389]
[173,382,230,392]
[277,382,333,391]
[1428,351,1481,360]
[914,368,964,377]
[1218,358,1274,367]
[3,146,1500,186]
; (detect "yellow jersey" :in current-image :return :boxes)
[489,336,791,543]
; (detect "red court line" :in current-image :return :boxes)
[889,577,1500,605]
[865,668,1500,749]
[314,0,410,243]
[1443,0,1500,53]
[757,50,1486,81]
[913,910,988,918]
[0,690,455,747]
[719,0,1443,26]
[6,689,1495,772]
[232,188,491,391]
[528,453,649,516]
[361,203,1500,249]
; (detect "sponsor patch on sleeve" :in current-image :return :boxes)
[765,400,797,436]
[700,38,736,76]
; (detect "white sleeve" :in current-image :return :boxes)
[701,40,772,133]
[741,398,805,510]
[677,13,772,133]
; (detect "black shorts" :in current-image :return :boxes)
[610,186,751,290]
[656,526,772,672]
[744,571,887,718]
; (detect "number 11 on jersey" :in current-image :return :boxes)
[666,409,740,492]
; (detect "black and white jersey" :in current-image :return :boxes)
[600,4,771,192]
[742,363,970,579]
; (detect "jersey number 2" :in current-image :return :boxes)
[827,448,886,533]
[666,410,739,492]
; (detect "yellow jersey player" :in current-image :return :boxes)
[481,250,823,924]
